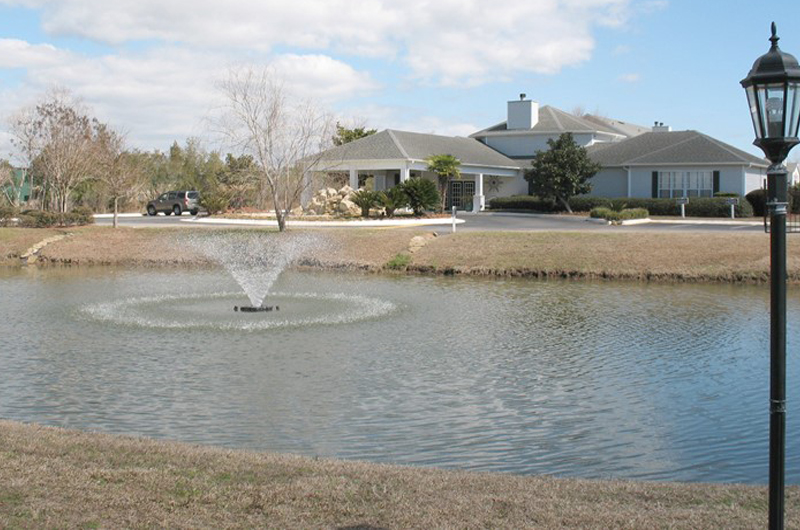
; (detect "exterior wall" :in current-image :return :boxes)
[587,168,627,197]
[481,132,595,158]
[745,167,766,193]
[626,166,765,198]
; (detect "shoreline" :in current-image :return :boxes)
[1,226,798,284]
[1,418,798,528]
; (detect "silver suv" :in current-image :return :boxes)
[146,190,201,216]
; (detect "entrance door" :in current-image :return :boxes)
[448,180,475,210]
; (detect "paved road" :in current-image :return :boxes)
[95,211,764,233]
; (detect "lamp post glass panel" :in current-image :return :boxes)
[741,22,800,530]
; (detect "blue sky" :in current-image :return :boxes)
[1,0,799,161]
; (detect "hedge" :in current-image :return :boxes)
[15,208,95,228]
[590,207,649,222]
[490,195,754,218]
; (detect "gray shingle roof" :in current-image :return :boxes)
[581,115,650,138]
[587,131,768,167]
[471,106,627,137]
[316,129,520,169]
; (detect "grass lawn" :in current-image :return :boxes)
[1,419,797,529]
[1,226,798,283]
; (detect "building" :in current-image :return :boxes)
[310,95,769,211]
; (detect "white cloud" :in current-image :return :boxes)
[618,73,641,83]
[0,38,379,151]
[0,38,68,68]
[4,0,636,85]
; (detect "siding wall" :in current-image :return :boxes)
[482,133,595,158]
[587,168,627,197]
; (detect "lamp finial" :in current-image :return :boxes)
[771,22,780,49]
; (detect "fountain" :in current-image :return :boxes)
[189,231,323,312]
[83,231,395,331]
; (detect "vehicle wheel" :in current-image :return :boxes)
[173,205,182,216]
[190,209,199,216]
[147,205,157,216]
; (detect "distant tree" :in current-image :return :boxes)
[425,154,461,212]
[95,126,146,228]
[217,66,334,231]
[525,133,601,213]
[0,159,20,206]
[332,122,377,146]
[9,90,105,212]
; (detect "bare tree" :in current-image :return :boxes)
[216,66,334,231]
[0,159,19,206]
[9,90,103,213]
[95,126,146,228]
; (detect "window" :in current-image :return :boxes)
[658,171,713,198]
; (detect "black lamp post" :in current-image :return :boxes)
[741,22,800,530]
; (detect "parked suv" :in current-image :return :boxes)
[146,190,201,216]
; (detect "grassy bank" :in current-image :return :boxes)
[1,419,797,528]
[2,226,799,283]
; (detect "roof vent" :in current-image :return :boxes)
[520,93,526,100]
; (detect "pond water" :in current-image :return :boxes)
[1,266,799,484]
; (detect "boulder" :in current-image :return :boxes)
[338,198,361,216]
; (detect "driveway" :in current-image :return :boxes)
[93,211,764,233]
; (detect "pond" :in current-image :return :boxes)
[1,266,799,484]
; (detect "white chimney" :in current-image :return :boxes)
[652,121,671,132]
[508,94,539,130]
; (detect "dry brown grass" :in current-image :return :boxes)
[0,228,66,265]
[408,231,800,282]
[4,226,800,284]
[1,419,797,529]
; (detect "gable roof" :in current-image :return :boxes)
[587,130,768,167]
[316,129,520,169]
[470,105,629,138]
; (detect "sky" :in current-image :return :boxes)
[0,0,799,163]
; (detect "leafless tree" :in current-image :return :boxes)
[0,159,18,206]
[216,66,334,231]
[9,90,103,213]
[95,126,146,228]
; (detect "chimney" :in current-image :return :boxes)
[508,94,539,130]
[652,121,671,132]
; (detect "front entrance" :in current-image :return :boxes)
[448,180,475,210]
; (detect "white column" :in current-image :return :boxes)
[400,166,410,183]
[349,168,358,189]
[473,173,485,213]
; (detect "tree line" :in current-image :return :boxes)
[1,68,364,230]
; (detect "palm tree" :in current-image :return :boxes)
[425,154,461,212]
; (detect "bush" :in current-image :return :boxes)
[590,207,649,222]
[0,205,18,227]
[18,210,60,228]
[378,186,408,217]
[488,195,558,212]
[200,189,230,215]
[386,253,412,269]
[66,206,94,226]
[492,195,754,218]
[569,196,615,212]
[351,189,379,217]
[401,178,440,216]
[746,189,767,216]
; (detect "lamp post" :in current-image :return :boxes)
[741,22,800,530]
